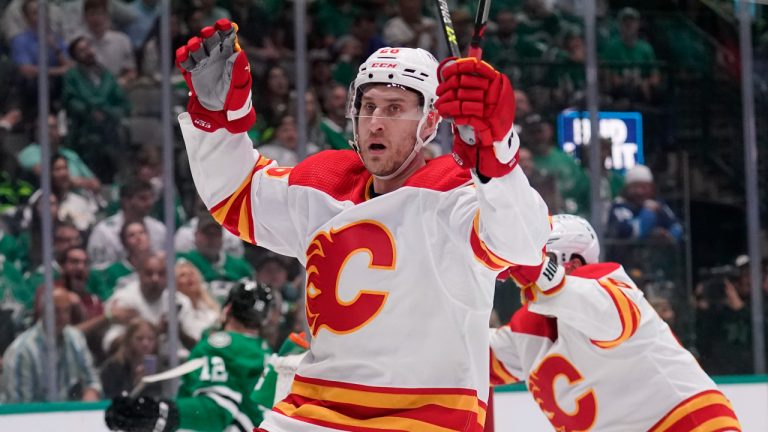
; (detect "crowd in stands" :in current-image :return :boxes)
[0,0,765,403]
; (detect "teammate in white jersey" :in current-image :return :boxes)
[490,215,741,431]
[175,19,549,432]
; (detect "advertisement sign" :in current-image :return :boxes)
[557,111,644,171]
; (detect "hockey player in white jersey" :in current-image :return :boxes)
[175,19,549,432]
[490,215,741,432]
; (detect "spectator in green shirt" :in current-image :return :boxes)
[62,36,130,183]
[17,114,101,194]
[177,212,255,304]
[521,113,590,216]
[90,219,152,301]
[483,9,547,87]
[318,83,352,150]
[600,7,660,104]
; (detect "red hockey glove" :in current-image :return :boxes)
[504,257,565,304]
[176,19,255,134]
[435,57,518,178]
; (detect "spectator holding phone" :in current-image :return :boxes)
[100,318,161,398]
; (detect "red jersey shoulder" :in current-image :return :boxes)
[509,305,558,342]
[569,262,622,280]
[289,150,371,203]
[403,154,471,192]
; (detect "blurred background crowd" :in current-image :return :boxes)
[0,0,767,404]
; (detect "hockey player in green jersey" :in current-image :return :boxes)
[105,281,274,432]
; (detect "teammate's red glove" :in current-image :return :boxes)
[435,57,518,178]
[504,257,565,304]
[176,19,255,134]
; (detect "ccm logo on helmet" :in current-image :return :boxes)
[370,62,397,68]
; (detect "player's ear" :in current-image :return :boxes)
[420,110,440,140]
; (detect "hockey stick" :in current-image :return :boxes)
[433,0,493,145]
[435,0,461,57]
[129,357,207,397]
[468,0,491,59]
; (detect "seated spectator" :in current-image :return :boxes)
[102,253,198,353]
[382,0,437,51]
[484,9,547,86]
[600,7,660,104]
[17,114,101,193]
[256,253,299,304]
[521,113,589,215]
[519,146,562,213]
[0,111,33,213]
[91,219,151,301]
[87,179,166,267]
[0,244,27,349]
[177,212,254,304]
[100,318,161,399]
[1,287,101,402]
[546,29,586,104]
[175,209,244,259]
[695,255,764,374]
[79,0,137,87]
[258,114,301,166]
[606,164,682,243]
[9,0,72,117]
[254,64,291,136]
[516,0,564,46]
[105,145,186,227]
[34,246,138,362]
[318,83,352,150]
[24,221,82,306]
[62,36,130,183]
[175,261,219,338]
[349,11,386,59]
[26,154,100,233]
[122,0,160,49]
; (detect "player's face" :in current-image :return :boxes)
[356,85,425,177]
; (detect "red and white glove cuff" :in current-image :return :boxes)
[493,127,520,165]
[509,257,566,304]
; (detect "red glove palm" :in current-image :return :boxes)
[176,19,255,134]
[504,257,565,304]
[435,57,517,178]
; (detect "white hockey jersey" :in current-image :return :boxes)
[179,113,550,432]
[490,263,741,432]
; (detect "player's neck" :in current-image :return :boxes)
[224,320,260,338]
[372,157,426,195]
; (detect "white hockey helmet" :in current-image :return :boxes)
[547,214,600,265]
[347,47,441,179]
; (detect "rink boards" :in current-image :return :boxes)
[0,376,767,430]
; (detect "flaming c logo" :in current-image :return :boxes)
[305,220,395,336]
[528,355,597,432]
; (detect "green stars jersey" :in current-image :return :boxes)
[176,251,254,304]
[176,330,272,432]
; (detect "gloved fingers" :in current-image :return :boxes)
[187,36,207,66]
[435,75,458,97]
[200,25,222,54]
[456,88,484,102]
[434,98,461,118]
[436,56,458,82]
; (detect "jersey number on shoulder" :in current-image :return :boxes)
[528,354,597,432]
[199,356,229,382]
[305,220,395,336]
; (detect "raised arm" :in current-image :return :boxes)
[513,263,644,349]
[435,57,550,265]
[176,20,303,257]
